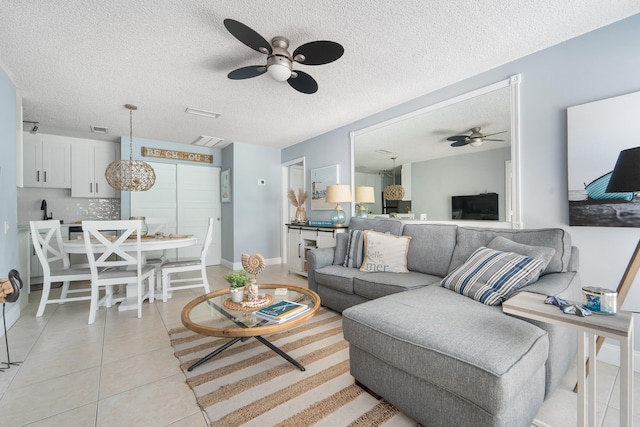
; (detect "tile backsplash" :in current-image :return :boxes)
[17,187,120,225]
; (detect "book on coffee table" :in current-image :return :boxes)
[255,300,309,323]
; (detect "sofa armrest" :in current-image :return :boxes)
[307,247,336,292]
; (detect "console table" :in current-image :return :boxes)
[502,291,634,427]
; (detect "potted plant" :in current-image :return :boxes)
[224,270,252,302]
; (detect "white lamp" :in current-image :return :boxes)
[325,185,352,227]
[355,186,375,217]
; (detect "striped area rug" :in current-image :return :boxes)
[169,308,419,427]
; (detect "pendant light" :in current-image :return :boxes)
[105,104,156,192]
[383,157,405,201]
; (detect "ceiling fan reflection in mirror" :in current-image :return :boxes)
[223,19,344,94]
[447,127,506,147]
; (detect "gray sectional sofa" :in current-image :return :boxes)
[307,217,580,427]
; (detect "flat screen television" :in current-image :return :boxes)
[451,193,499,220]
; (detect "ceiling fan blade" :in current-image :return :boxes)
[224,19,272,54]
[288,70,318,94]
[228,66,267,80]
[483,138,505,142]
[293,41,344,65]
[446,135,468,142]
[483,130,507,138]
[450,140,470,147]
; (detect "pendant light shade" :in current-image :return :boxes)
[105,104,156,192]
[383,157,405,201]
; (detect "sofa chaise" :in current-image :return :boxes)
[307,217,580,427]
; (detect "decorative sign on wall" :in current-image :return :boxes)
[141,147,213,164]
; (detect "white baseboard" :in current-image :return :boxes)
[596,342,640,373]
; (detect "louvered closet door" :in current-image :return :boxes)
[177,164,221,265]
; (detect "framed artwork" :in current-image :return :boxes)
[567,90,640,227]
[221,168,231,203]
[311,165,339,210]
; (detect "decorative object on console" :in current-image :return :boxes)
[288,188,308,223]
[223,19,344,94]
[105,104,156,192]
[355,186,375,217]
[383,157,405,201]
[325,185,351,227]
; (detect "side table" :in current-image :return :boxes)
[502,291,634,427]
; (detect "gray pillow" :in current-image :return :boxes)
[487,236,556,281]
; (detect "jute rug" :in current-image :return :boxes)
[169,308,420,427]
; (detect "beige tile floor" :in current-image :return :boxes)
[0,264,637,426]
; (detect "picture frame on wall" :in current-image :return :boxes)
[311,165,339,210]
[567,90,640,227]
[221,168,231,203]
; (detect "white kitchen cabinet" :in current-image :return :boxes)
[71,141,119,198]
[287,225,345,277]
[22,134,71,188]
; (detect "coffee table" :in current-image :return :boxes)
[181,284,321,372]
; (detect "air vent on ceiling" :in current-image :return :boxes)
[90,125,109,134]
[192,135,224,147]
[375,149,393,155]
[185,107,221,119]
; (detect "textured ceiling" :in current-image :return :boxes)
[1,1,638,149]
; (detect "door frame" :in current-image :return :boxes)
[281,157,305,263]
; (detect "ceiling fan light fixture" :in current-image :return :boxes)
[469,138,484,147]
[267,53,292,81]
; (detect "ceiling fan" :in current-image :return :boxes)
[447,127,507,147]
[223,19,344,94]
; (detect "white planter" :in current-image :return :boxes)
[230,287,244,303]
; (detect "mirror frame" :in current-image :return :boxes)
[350,74,522,229]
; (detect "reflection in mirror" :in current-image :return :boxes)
[350,75,521,227]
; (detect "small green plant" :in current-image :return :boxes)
[223,270,251,288]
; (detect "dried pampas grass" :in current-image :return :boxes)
[288,188,308,207]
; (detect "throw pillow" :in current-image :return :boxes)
[441,246,545,305]
[487,236,556,281]
[343,230,365,268]
[360,230,412,273]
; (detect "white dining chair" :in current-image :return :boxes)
[143,217,169,291]
[160,217,213,302]
[82,219,155,324]
[30,220,93,317]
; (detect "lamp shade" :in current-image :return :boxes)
[606,146,640,192]
[355,186,375,203]
[326,185,352,203]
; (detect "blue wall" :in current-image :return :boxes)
[0,65,19,324]
[282,14,640,350]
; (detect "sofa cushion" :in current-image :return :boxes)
[348,217,404,235]
[343,229,365,268]
[442,247,545,305]
[487,236,555,282]
[360,231,411,273]
[314,265,366,295]
[449,227,572,275]
[333,232,349,265]
[402,223,458,277]
[343,286,549,415]
[354,271,440,299]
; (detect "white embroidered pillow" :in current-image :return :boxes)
[359,230,411,273]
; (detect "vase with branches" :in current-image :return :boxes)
[288,188,309,223]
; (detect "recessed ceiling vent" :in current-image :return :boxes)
[192,135,224,147]
[375,149,393,155]
[185,107,221,119]
[90,125,109,134]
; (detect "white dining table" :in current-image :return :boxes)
[63,235,198,311]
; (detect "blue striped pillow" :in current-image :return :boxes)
[441,247,545,305]
[343,230,365,268]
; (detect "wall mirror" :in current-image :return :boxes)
[350,75,521,228]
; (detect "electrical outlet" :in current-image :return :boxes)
[258,179,266,186]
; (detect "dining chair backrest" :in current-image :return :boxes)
[82,220,143,276]
[199,217,215,264]
[145,218,168,236]
[30,220,71,275]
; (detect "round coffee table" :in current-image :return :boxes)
[181,284,321,371]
